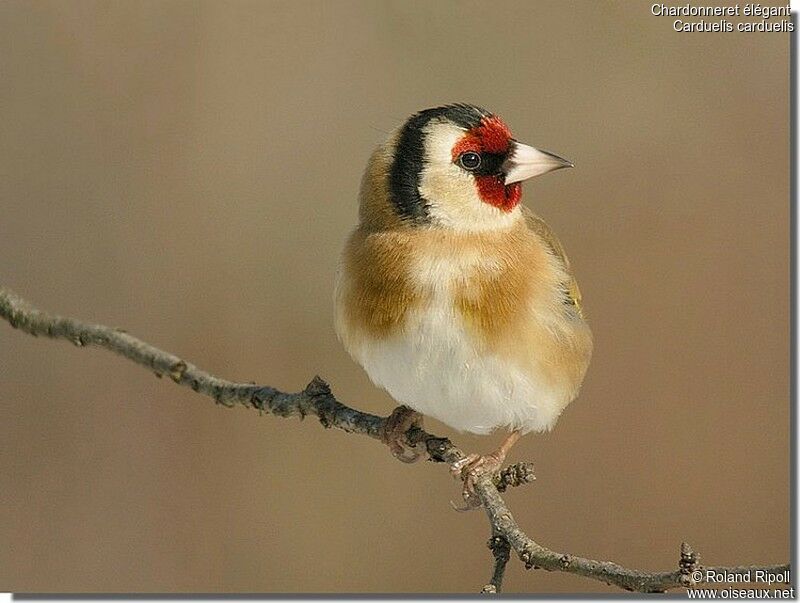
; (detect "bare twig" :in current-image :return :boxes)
[482,534,511,593]
[0,287,790,593]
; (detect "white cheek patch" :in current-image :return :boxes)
[418,121,520,232]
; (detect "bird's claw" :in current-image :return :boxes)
[449,495,483,512]
[450,453,481,477]
[388,441,423,463]
[381,405,424,464]
[449,452,506,510]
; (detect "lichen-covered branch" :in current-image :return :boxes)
[0,287,790,593]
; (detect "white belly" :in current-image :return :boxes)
[343,299,568,435]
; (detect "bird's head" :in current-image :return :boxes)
[361,104,572,232]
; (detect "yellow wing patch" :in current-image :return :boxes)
[522,207,584,318]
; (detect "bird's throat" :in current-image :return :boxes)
[475,176,521,212]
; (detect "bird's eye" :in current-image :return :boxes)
[458,151,481,171]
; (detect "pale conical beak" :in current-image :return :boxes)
[503,142,574,185]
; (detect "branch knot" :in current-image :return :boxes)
[679,542,700,586]
[169,360,187,383]
[494,462,536,492]
[304,376,338,428]
[520,549,535,570]
[423,436,454,463]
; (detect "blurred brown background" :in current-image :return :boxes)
[0,0,789,594]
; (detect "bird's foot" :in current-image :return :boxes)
[381,405,424,463]
[449,451,506,511]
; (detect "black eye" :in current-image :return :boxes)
[458,151,481,171]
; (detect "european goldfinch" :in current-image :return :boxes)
[334,104,592,502]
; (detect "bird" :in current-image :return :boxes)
[333,104,592,506]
